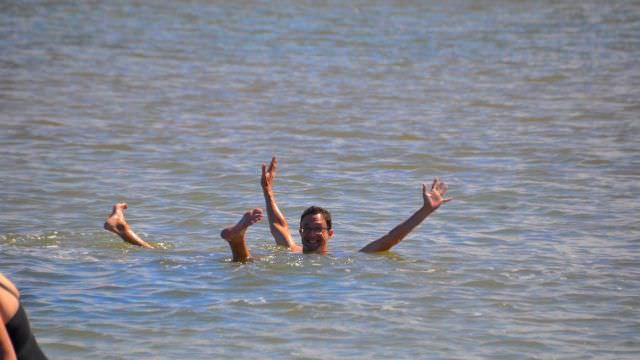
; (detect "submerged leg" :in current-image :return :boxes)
[104,203,154,249]
[220,208,263,262]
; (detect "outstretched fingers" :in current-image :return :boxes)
[269,156,277,173]
[425,178,453,208]
[266,156,277,179]
[431,178,449,195]
[435,178,453,203]
[261,156,278,188]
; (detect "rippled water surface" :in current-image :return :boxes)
[1,0,639,358]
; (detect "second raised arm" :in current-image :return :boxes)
[261,157,300,250]
[359,178,452,253]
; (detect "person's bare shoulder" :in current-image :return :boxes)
[0,273,20,298]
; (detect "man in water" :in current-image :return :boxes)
[222,156,451,261]
[105,157,451,260]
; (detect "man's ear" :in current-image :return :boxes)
[328,229,334,237]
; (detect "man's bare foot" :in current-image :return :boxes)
[220,208,263,262]
[104,203,129,235]
[104,203,154,249]
[221,208,264,242]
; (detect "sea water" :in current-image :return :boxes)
[1,1,639,358]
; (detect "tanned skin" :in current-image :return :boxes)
[103,203,154,249]
[261,157,303,253]
[220,208,264,262]
[359,177,452,252]
[0,274,18,360]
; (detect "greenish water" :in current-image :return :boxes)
[1,1,639,358]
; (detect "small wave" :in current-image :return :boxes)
[1,232,63,247]
[482,338,548,349]
[89,143,134,151]
[227,297,268,306]
[525,74,567,84]
[30,119,64,127]
[40,342,88,353]
[461,279,510,289]
[151,289,198,299]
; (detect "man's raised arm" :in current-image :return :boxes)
[261,157,300,251]
[359,178,451,253]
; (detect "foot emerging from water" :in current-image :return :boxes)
[221,208,264,243]
[104,203,153,248]
[104,203,129,235]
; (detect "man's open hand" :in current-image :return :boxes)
[423,178,452,211]
[261,156,278,191]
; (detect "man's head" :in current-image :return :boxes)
[299,206,333,253]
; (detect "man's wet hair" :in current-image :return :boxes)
[300,206,332,230]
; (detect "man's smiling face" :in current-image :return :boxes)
[299,213,333,253]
